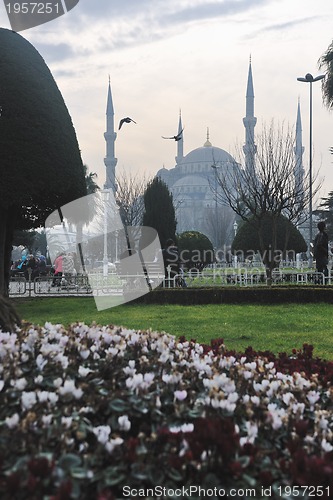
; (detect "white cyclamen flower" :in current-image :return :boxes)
[105,437,124,454]
[42,415,53,426]
[59,380,83,399]
[13,378,28,391]
[118,415,131,432]
[93,425,111,445]
[21,391,37,410]
[53,378,63,388]
[174,390,187,401]
[170,423,194,434]
[78,366,92,377]
[36,354,47,371]
[5,413,20,429]
[61,417,73,429]
[80,350,90,360]
[307,391,320,405]
[321,439,333,452]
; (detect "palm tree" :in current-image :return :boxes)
[319,41,333,109]
[84,165,99,194]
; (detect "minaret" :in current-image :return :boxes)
[104,78,117,191]
[175,110,184,165]
[294,99,305,199]
[243,57,257,174]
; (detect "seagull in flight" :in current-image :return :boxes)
[162,127,184,141]
[118,117,137,130]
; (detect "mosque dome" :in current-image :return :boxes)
[173,174,209,189]
[178,140,236,175]
[172,175,209,200]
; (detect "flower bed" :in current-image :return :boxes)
[0,322,332,499]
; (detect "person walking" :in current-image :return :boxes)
[313,221,329,282]
[52,253,64,286]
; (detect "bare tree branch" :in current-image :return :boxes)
[214,121,322,278]
[114,170,151,227]
[217,121,321,226]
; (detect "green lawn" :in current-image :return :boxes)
[13,297,333,360]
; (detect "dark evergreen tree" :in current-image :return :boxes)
[177,231,214,269]
[232,214,307,267]
[142,177,177,249]
[0,28,87,294]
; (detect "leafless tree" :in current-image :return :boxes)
[204,205,235,249]
[114,170,151,228]
[215,121,321,278]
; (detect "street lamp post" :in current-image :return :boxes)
[297,72,325,267]
[233,220,238,237]
[176,199,184,233]
[102,189,110,278]
[211,165,219,248]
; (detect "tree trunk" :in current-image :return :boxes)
[0,207,17,296]
[259,218,280,284]
[0,207,8,296]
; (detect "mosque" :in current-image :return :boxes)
[103,62,305,249]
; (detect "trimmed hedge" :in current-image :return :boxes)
[131,286,333,305]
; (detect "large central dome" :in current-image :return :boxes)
[179,141,235,172]
[155,129,240,246]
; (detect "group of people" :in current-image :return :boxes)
[11,254,47,280]
[52,252,78,286]
[11,251,80,286]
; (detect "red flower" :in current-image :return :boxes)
[294,420,310,438]
[53,479,73,500]
[259,470,274,487]
[5,472,21,495]
[187,417,239,463]
[28,457,52,478]
[290,451,333,487]
[229,460,243,478]
[97,489,115,500]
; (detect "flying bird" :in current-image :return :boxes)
[162,127,184,141]
[118,117,137,130]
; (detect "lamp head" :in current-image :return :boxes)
[297,73,325,83]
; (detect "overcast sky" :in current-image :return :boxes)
[1,0,333,202]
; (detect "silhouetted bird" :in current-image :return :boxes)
[162,127,184,141]
[119,117,137,130]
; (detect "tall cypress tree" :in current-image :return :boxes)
[142,177,177,249]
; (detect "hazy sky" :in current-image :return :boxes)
[1,0,333,202]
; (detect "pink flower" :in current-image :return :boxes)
[174,390,187,401]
